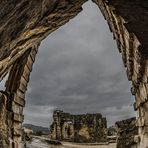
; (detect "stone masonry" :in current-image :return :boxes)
[115,117,138,148]
[0,45,39,148]
[0,0,148,147]
[50,110,107,143]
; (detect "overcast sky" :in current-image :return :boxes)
[5,1,135,127]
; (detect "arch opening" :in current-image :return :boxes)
[23,1,136,147]
[0,0,147,148]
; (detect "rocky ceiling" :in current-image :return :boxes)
[0,0,148,80]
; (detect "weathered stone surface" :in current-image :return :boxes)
[0,91,12,148]
[115,117,138,148]
[0,0,148,147]
[0,0,87,80]
[92,1,148,147]
[50,110,107,143]
[4,46,38,148]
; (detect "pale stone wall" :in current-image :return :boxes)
[0,45,39,148]
[0,92,10,148]
[0,0,148,147]
[92,1,148,147]
[115,117,138,148]
[50,110,107,143]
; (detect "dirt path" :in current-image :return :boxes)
[62,142,116,148]
[26,136,116,148]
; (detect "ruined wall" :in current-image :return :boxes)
[0,0,87,80]
[50,110,107,143]
[115,117,138,148]
[0,45,38,148]
[0,0,148,147]
[7,46,38,148]
[0,92,12,148]
[92,1,148,147]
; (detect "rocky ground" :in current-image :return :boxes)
[25,137,116,148]
[62,142,116,148]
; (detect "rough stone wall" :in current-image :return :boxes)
[115,117,138,148]
[0,45,38,148]
[7,45,38,148]
[50,110,107,143]
[92,1,148,147]
[0,0,147,147]
[0,92,11,148]
[0,0,87,80]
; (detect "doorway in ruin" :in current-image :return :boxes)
[23,0,135,138]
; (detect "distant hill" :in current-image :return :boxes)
[23,123,50,135]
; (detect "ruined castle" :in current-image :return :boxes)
[50,110,107,143]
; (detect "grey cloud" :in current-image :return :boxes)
[102,105,136,126]
[24,105,55,127]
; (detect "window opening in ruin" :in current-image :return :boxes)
[67,126,71,137]
[23,1,136,135]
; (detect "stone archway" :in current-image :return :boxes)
[0,0,148,147]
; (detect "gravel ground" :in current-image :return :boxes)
[26,137,116,148]
[62,142,116,148]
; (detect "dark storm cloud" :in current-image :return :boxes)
[23,1,136,127]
